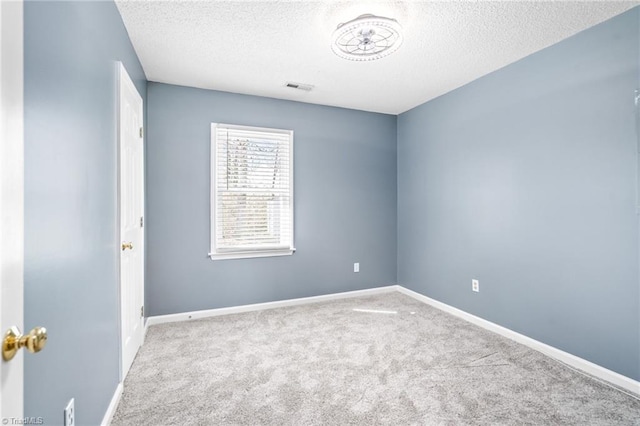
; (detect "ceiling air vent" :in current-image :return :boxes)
[285,82,314,92]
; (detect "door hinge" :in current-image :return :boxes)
[141,306,144,317]
[139,127,143,138]
[140,216,144,228]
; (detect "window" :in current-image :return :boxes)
[210,123,294,260]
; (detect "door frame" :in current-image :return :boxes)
[0,0,24,418]
[117,62,145,382]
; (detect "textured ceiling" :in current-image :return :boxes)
[116,1,638,115]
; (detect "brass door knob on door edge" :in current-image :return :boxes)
[2,326,47,361]
[122,242,133,251]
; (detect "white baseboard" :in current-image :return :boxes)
[146,285,398,326]
[395,285,640,397]
[101,382,123,426]
[143,317,149,342]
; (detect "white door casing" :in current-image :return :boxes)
[118,63,144,381]
[0,0,24,419]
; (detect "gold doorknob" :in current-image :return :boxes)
[122,242,133,251]
[2,326,47,361]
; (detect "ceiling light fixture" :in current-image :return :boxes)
[331,14,403,61]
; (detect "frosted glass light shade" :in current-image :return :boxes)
[331,14,403,61]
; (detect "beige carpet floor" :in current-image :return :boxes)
[113,291,640,425]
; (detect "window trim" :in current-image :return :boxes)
[209,123,295,261]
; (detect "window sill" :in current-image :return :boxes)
[208,248,296,261]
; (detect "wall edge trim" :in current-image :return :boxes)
[100,382,123,426]
[146,285,398,326]
[395,285,640,397]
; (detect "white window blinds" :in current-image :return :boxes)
[210,123,294,260]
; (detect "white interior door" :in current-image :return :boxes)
[0,0,24,418]
[119,63,144,380]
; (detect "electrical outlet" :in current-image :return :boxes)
[472,279,479,292]
[64,398,75,426]
[354,262,360,273]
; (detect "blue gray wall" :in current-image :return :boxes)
[398,8,640,380]
[24,1,146,424]
[146,83,397,315]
